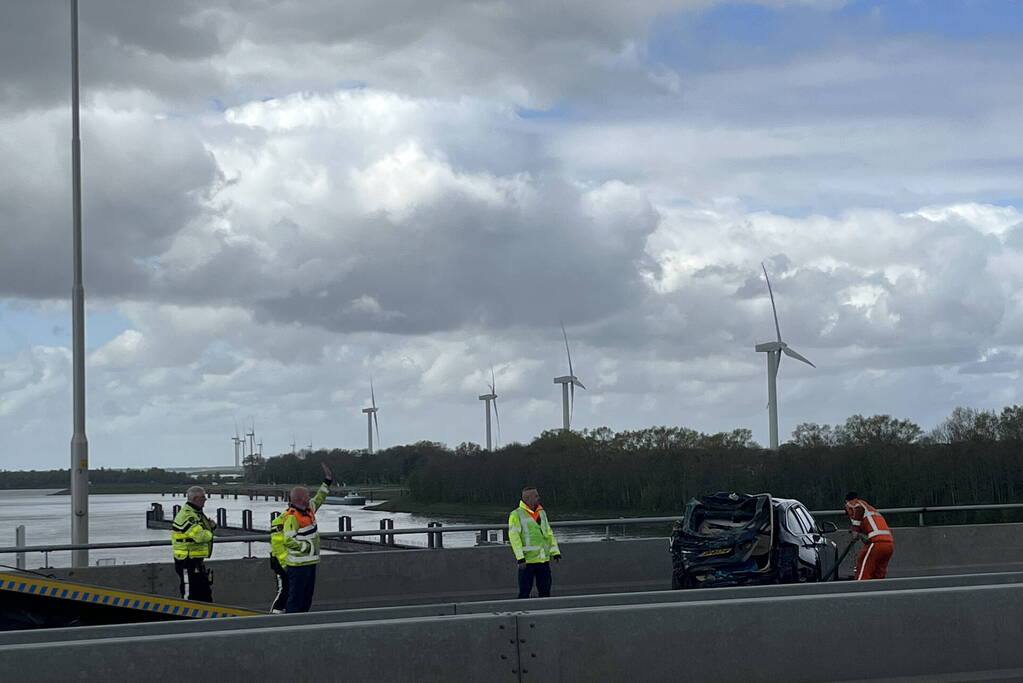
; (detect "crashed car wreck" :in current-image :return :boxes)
[669,491,838,589]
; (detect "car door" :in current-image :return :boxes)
[794,504,831,578]
[788,505,821,573]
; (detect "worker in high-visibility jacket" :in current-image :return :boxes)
[844,492,894,580]
[508,487,561,598]
[280,462,332,613]
[268,511,289,614]
[171,485,217,602]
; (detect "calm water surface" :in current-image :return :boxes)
[0,489,612,569]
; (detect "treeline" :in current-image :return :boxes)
[247,405,1023,515]
[0,467,195,490]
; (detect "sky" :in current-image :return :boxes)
[2,0,1023,469]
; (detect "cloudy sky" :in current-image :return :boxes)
[2,0,1023,469]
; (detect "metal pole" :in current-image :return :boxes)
[15,526,25,570]
[562,382,570,431]
[485,400,492,451]
[767,352,779,450]
[69,0,89,568]
[367,412,373,454]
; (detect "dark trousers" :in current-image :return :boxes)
[269,557,289,612]
[518,561,552,598]
[174,558,212,603]
[285,564,317,613]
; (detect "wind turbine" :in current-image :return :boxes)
[755,263,815,450]
[246,420,256,460]
[232,419,243,468]
[554,323,586,431]
[362,379,381,453]
[478,366,501,451]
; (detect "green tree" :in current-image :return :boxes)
[790,422,836,448]
[836,414,922,445]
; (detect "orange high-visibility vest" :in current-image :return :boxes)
[845,498,893,543]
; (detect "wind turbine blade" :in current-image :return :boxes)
[569,380,575,423]
[370,377,376,410]
[573,378,586,390]
[762,262,782,343]
[783,346,816,368]
[490,365,497,395]
[561,322,574,378]
[373,411,380,448]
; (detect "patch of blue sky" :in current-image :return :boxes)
[647,1,1021,72]
[515,103,574,120]
[0,300,133,354]
[838,0,1023,40]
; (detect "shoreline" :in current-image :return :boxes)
[363,495,673,520]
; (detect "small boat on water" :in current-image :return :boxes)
[324,491,367,506]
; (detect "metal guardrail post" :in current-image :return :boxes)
[216,508,227,528]
[15,526,25,570]
[379,519,387,545]
[242,509,253,530]
[427,522,443,549]
[919,510,925,526]
[172,504,181,518]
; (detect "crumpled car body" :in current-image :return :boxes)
[669,492,838,589]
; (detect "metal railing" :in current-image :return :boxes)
[5,503,1023,565]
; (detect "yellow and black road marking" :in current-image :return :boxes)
[0,571,259,620]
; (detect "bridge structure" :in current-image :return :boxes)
[3,510,1023,680]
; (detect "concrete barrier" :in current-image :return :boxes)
[40,522,1023,612]
[5,570,1023,647]
[0,613,522,682]
[7,582,1023,681]
[521,584,1023,682]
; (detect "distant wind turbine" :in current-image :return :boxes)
[362,378,381,453]
[554,323,586,431]
[755,263,815,450]
[246,419,256,460]
[232,419,243,468]
[478,366,501,451]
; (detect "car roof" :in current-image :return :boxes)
[770,497,805,508]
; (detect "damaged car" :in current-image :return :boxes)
[669,492,839,589]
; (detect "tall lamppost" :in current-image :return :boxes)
[69,0,89,567]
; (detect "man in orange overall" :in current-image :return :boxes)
[844,492,894,580]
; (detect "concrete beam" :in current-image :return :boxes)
[521,583,1023,682]
[6,571,1023,647]
[38,522,1023,613]
[7,583,1023,681]
[0,613,522,682]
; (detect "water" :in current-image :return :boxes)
[0,489,614,569]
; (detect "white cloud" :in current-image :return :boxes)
[2,2,1023,467]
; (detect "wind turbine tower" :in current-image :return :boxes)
[553,323,586,431]
[755,263,815,449]
[478,367,501,451]
[246,422,256,461]
[232,420,243,468]
[362,379,380,454]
